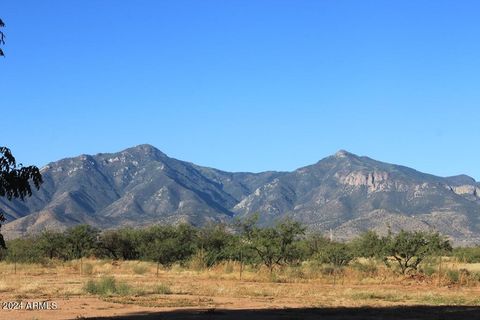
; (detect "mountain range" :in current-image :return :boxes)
[1,144,479,245]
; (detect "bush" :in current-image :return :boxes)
[238,216,306,275]
[132,263,148,275]
[82,262,94,275]
[138,224,197,267]
[224,261,234,274]
[320,265,336,276]
[420,264,437,277]
[153,283,172,294]
[453,247,480,263]
[446,270,459,284]
[84,276,132,296]
[64,225,100,260]
[4,237,45,264]
[316,242,353,268]
[350,231,384,258]
[351,260,378,276]
[188,250,208,271]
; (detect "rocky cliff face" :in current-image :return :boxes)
[1,145,479,245]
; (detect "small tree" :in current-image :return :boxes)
[139,224,197,275]
[382,230,451,274]
[316,242,353,284]
[239,216,305,275]
[299,233,331,259]
[64,225,100,259]
[98,228,140,260]
[4,237,43,272]
[317,242,353,268]
[350,230,384,258]
[197,223,235,267]
[36,230,68,260]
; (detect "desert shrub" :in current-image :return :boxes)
[320,265,336,276]
[36,230,68,260]
[4,237,45,264]
[303,260,323,277]
[84,276,132,296]
[97,228,141,260]
[132,263,148,275]
[64,225,100,259]
[298,234,331,259]
[446,270,460,284]
[82,262,94,275]
[453,246,480,263]
[197,223,237,267]
[350,231,384,258]
[116,282,133,295]
[138,224,197,268]
[153,283,172,294]
[238,216,306,274]
[351,260,378,276]
[316,242,353,268]
[420,264,437,277]
[188,250,208,271]
[269,272,288,283]
[285,266,306,279]
[224,261,234,273]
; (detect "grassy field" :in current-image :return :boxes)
[1,259,480,319]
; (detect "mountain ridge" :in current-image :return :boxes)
[1,144,479,245]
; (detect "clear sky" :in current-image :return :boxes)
[1,1,479,179]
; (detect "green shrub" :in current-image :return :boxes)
[351,260,378,276]
[446,270,459,283]
[420,264,437,277]
[453,247,480,263]
[316,243,353,268]
[153,283,172,294]
[116,282,133,295]
[84,276,132,296]
[382,230,451,275]
[84,279,99,294]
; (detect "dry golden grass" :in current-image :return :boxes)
[1,258,480,313]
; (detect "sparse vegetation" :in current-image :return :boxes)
[84,276,132,296]
[0,220,471,286]
[153,283,172,294]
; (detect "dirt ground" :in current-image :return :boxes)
[1,260,480,319]
[2,296,480,320]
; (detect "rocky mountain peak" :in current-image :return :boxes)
[334,149,355,158]
[111,144,168,163]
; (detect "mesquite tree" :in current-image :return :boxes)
[0,147,43,248]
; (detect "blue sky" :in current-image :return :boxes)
[1,1,479,179]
